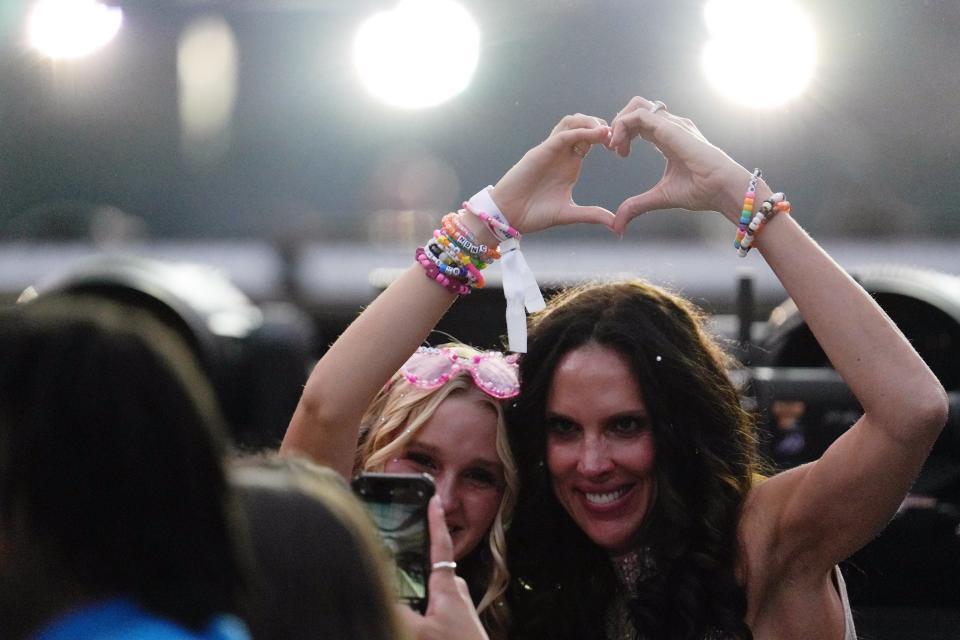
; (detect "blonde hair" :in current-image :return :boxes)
[356,344,518,639]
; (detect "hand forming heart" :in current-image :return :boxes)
[490,95,757,238]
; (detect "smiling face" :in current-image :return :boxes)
[383,389,505,560]
[544,342,657,555]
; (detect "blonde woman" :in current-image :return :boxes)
[285,339,519,637]
[281,115,614,638]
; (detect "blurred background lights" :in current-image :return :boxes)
[353,0,480,109]
[177,15,239,169]
[701,0,816,108]
[27,0,123,60]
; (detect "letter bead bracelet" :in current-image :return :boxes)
[415,186,544,352]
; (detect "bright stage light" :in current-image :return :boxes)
[701,0,816,108]
[27,0,123,60]
[353,0,480,109]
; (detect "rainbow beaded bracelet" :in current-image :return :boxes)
[737,192,791,257]
[734,168,762,250]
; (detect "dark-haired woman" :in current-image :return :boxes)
[499,97,948,639]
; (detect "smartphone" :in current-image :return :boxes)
[351,472,434,613]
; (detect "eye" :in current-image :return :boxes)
[608,415,649,436]
[463,467,501,489]
[404,451,437,471]
[544,416,579,439]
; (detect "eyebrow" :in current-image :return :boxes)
[406,441,503,473]
[544,409,650,426]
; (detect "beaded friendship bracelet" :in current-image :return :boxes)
[415,247,472,295]
[414,186,544,352]
[416,201,500,295]
[441,213,501,262]
[425,237,486,288]
[433,231,490,271]
[734,168,762,250]
[463,200,520,242]
[736,192,791,257]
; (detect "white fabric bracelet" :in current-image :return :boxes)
[467,186,545,353]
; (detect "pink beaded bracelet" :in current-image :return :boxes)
[416,248,472,295]
[463,200,520,241]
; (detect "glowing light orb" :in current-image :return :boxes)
[28,0,123,60]
[354,0,480,109]
[701,0,816,108]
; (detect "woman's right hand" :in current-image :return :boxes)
[489,114,615,235]
[608,96,754,234]
[397,496,489,640]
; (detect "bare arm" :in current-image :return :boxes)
[281,115,614,478]
[609,96,949,575]
[747,201,948,570]
[280,266,457,477]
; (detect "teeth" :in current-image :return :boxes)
[584,487,628,505]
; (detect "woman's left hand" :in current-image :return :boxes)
[608,96,755,234]
[490,113,615,235]
[397,496,489,640]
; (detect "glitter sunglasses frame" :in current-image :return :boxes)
[398,346,520,400]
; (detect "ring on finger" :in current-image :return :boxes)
[572,142,590,158]
[431,560,458,571]
[650,100,667,114]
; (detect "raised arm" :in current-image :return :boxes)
[609,97,948,574]
[281,116,614,478]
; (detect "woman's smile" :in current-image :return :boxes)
[545,343,657,555]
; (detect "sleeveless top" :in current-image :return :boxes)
[604,550,856,640]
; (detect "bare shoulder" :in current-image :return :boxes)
[736,466,811,574]
[737,471,847,640]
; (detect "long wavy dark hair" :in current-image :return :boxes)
[506,281,764,640]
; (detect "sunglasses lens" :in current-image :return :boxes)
[401,351,455,388]
[473,356,520,399]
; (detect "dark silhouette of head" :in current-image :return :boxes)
[231,455,407,640]
[0,293,249,638]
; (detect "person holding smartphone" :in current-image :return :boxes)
[283,338,520,637]
[280,112,613,639]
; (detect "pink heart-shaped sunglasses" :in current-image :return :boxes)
[398,346,520,400]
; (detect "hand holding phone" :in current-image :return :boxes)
[396,496,490,640]
[352,472,434,614]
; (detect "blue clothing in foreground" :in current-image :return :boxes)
[33,598,250,640]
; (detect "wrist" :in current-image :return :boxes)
[720,169,775,225]
[719,166,755,223]
[456,214,500,249]
[459,186,508,246]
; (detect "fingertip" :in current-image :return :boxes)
[429,496,447,528]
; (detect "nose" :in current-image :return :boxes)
[433,473,461,514]
[577,434,614,479]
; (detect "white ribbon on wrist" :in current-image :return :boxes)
[468,186,545,353]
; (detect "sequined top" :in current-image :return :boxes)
[604,548,729,640]
[603,550,855,640]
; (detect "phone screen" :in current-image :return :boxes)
[352,472,434,613]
